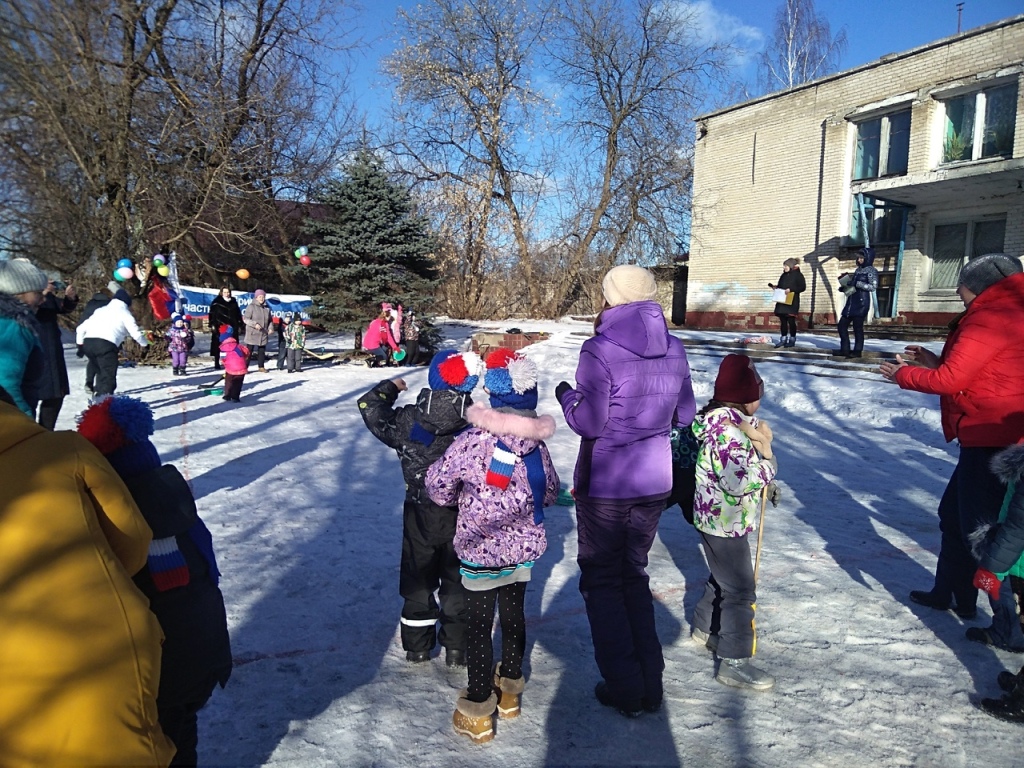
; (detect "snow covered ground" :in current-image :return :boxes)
[54,319,1022,767]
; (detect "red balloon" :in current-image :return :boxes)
[299,255,312,267]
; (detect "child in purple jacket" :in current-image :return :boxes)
[166,313,195,376]
[426,347,559,745]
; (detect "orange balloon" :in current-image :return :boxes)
[235,268,250,280]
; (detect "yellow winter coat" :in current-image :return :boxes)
[0,403,175,766]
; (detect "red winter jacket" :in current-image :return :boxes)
[894,271,1024,447]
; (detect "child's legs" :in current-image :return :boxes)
[277,341,287,368]
[171,350,186,368]
[496,581,527,680]
[437,538,468,652]
[698,532,756,659]
[464,587,498,702]
[398,502,441,653]
[158,680,216,767]
[692,573,723,635]
[287,348,302,372]
[223,373,244,400]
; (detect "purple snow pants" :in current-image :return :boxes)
[171,350,187,368]
[576,496,666,710]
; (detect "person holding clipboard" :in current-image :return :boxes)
[768,258,805,348]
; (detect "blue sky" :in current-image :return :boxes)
[345,0,1024,112]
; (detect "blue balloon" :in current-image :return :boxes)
[116,258,133,269]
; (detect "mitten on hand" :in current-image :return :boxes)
[76,345,85,358]
[973,568,1002,599]
[767,482,782,507]
[555,381,572,401]
[768,453,779,475]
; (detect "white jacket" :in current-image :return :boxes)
[76,298,148,347]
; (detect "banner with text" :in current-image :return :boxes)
[178,286,313,323]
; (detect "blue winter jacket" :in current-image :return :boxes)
[841,250,879,318]
[0,294,45,416]
[558,300,696,502]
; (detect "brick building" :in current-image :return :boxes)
[687,15,1024,330]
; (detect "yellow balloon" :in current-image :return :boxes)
[156,265,170,277]
[236,268,250,280]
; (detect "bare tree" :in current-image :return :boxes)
[0,0,355,291]
[382,0,550,316]
[758,0,847,93]
[545,0,730,315]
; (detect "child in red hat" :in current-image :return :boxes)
[690,354,778,691]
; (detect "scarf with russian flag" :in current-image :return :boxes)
[486,439,547,524]
[147,536,190,591]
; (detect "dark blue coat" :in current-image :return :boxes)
[841,250,879,318]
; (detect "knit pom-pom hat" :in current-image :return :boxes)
[428,349,482,393]
[219,324,234,343]
[77,395,161,478]
[485,347,539,411]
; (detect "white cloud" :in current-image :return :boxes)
[673,1,765,64]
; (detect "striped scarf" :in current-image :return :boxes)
[486,439,547,524]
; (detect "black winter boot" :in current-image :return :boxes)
[979,689,1024,723]
[784,336,796,348]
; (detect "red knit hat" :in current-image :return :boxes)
[714,354,764,404]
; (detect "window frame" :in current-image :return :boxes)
[853,108,912,180]
[927,216,1008,290]
[939,82,1018,164]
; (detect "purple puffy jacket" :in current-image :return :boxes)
[558,300,695,502]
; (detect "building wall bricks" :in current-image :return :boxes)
[688,15,1024,329]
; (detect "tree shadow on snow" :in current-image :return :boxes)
[193,386,404,766]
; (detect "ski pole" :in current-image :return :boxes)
[753,485,769,585]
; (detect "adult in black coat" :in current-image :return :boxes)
[78,282,117,394]
[357,353,478,664]
[768,258,806,348]
[34,279,78,429]
[207,287,242,369]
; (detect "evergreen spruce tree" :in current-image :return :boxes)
[303,149,439,332]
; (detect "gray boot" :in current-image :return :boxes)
[716,658,775,691]
[773,335,789,348]
[691,627,720,653]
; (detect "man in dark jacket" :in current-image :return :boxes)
[357,350,481,666]
[208,287,243,369]
[834,247,879,358]
[34,278,78,429]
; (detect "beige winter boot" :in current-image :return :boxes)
[453,690,498,744]
[493,664,526,719]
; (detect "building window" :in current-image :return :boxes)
[854,109,911,179]
[849,198,907,246]
[929,218,1007,289]
[941,83,1018,163]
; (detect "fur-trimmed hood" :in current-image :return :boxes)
[466,402,555,445]
[992,443,1024,485]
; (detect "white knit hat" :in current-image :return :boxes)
[0,258,48,295]
[602,265,658,307]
